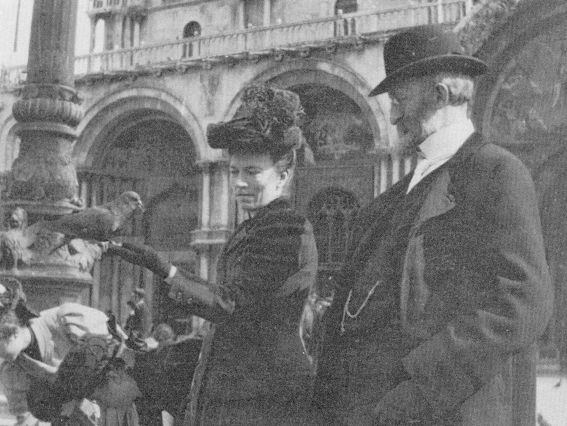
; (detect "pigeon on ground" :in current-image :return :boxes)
[40,191,144,242]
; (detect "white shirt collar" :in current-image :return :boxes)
[418,118,475,162]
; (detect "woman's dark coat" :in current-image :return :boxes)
[166,197,318,426]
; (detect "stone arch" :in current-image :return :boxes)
[183,21,202,38]
[75,87,214,168]
[472,0,567,374]
[73,88,207,325]
[474,0,567,133]
[221,58,389,149]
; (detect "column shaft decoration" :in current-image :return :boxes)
[5,0,83,213]
[1,0,100,306]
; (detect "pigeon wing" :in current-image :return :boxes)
[41,207,118,241]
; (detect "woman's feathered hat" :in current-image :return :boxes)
[207,85,305,154]
[0,276,38,323]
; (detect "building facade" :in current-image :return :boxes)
[5,0,567,423]
[2,0,471,334]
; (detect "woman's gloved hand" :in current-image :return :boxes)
[105,242,173,279]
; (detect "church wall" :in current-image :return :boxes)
[145,0,242,42]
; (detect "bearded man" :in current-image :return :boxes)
[313,25,553,426]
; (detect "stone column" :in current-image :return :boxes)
[89,16,97,53]
[133,20,141,47]
[190,160,231,336]
[1,0,101,308]
[263,0,271,27]
[199,160,211,231]
[437,0,444,24]
[8,0,82,212]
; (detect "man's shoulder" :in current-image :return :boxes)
[459,134,526,172]
[454,137,536,199]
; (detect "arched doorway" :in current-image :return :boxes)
[290,84,374,295]
[80,109,201,335]
[291,84,375,214]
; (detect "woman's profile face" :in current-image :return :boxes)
[229,152,289,214]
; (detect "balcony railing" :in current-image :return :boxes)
[2,0,469,88]
[89,0,145,12]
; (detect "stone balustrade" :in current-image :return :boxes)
[2,0,468,87]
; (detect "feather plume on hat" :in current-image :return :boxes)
[207,85,305,154]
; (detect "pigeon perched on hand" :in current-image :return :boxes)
[39,191,144,242]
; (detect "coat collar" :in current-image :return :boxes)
[222,197,292,257]
[399,132,488,334]
[413,131,486,227]
[341,132,486,286]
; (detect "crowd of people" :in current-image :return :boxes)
[0,24,553,426]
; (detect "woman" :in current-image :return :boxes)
[108,85,318,425]
[0,276,140,426]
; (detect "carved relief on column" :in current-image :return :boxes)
[4,0,83,213]
[0,0,100,301]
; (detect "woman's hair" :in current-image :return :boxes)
[0,276,37,336]
[0,309,21,339]
[207,85,305,174]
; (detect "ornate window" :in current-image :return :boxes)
[307,187,359,267]
[182,21,202,57]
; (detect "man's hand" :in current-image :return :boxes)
[372,381,431,426]
[105,242,173,279]
[14,412,39,426]
[372,381,461,426]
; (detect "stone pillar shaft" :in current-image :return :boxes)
[7,0,83,212]
[27,0,78,87]
[1,0,99,306]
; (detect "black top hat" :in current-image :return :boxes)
[369,25,488,96]
[207,85,304,155]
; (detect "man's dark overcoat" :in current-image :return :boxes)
[314,133,553,426]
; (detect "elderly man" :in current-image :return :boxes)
[313,25,553,426]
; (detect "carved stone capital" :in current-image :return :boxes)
[12,84,84,127]
[3,123,83,209]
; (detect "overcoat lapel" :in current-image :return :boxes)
[338,174,412,289]
[399,132,487,333]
